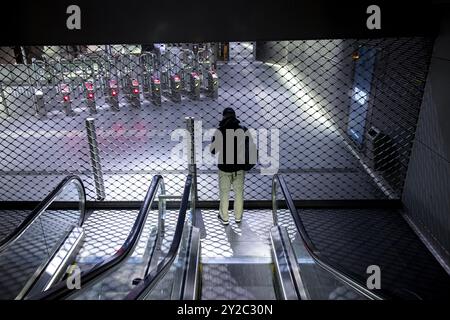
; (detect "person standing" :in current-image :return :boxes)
[210,108,256,225]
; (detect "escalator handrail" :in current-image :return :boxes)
[272,174,386,300]
[124,175,192,300]
[29,175,165,300]
[0,175,86,252]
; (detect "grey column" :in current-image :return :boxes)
[0,82,9,117]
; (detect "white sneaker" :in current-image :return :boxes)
[217,214,229,225]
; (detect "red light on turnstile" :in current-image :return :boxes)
[174,75,180,81]
[63,95,70,102]
[133,88,139,94]
[112,90,117,96]
[88,92,94,99]
[85,82,94,90]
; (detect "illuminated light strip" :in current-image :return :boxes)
[353,87,368,105]
[298,258,315,264]
[349,129,360,139]
[201,257,272,264]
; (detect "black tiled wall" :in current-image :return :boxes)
[403,10,450,268]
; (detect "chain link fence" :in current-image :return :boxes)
[0,39,433,202]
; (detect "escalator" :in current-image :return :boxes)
[26,174,192,300]
[124,174,383,301]
[0,174,191,300]
[3,173,438,300]
[0,176,86,299]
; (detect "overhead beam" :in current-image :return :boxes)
[0,0,441,45]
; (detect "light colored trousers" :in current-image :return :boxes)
[219,170,245,221]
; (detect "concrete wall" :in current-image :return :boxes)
[403,10,450,266]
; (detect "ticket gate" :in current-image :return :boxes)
[84,81,96,114]
[170,74,182,102]
[151,76,161,106]
[189,72,201,100]
[140,53,157,101]
[123,73,132,93]
[59,58,89,100]
[101,57,118,98]
[107,79,120,112]
[31,59,53,88]
[34,89,46,117]
[142,72,151,100]
[179,49,200,99]
[156,47,184,103]
[192,44,219,99]
[153,43,166,66]
[207,70,219,99]
[160,68,170,92]
[127,78,141,108]
[59,83,73,116]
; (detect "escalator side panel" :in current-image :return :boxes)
[180,226,201,300]
[22,226,84,299]
[270,225,308,300]
[14,225,82,299]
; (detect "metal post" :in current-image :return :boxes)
[85,118,105,200]
[104,45,112,56]
[20,46,28,64]
[185,117,198,222]
[0,82,10,117]
[34,90,46,118]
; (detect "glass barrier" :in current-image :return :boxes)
[0,177,85,299]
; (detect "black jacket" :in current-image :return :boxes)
[210,116,255,172]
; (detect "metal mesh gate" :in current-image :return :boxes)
[0,39,433,202]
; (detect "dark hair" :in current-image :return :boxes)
[222,107,236,117]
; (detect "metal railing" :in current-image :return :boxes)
[28,174,167,300]
[271,174,386,300]
[125,174,192,300]
[0,175,86,252]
